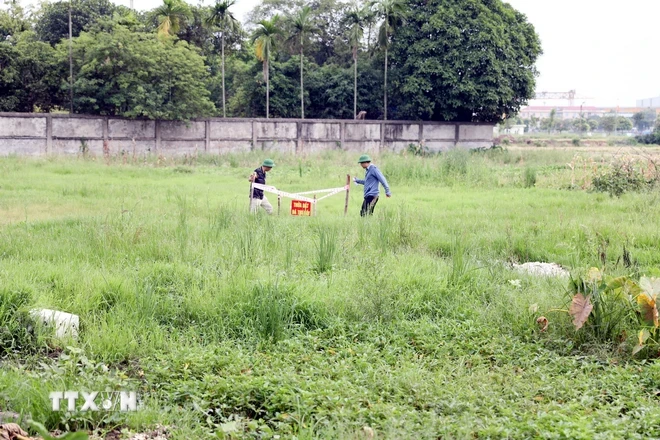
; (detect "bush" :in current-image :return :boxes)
[636,131,660,145]
[0,288,40,357]
[523,167,537,188]
[572,138,581,146]
[592,159,651,197]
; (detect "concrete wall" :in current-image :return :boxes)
[0,113,494,156]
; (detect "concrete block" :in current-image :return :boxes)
[343,141,380,153]
[210,121,253,140]
[422,124,456,140]
[382,141,414,153]
[257,140,296,154]
[425,141,458,152]
[0,117,47,137]
[0,139,46,155]
[456,141,492,149]
[211,140,251,154]
[30,308,79,339]
[52,118,103,139]
[53,139,104,155]
[300,141,341,153]
[345,123,380,141]
[302,123,341,140]
[160,140,205,155]
[384,123,420,141]
[106,140,156,155]
[160,121,205,140]
[256,121,297,139]
[108,119,155,139]
[459,125,493,141]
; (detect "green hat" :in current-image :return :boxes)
[357,154,372,163]
[262,159,275,167]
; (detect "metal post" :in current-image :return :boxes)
[249,172,255,213]
[313,194,317,216]
[68,0,74,114]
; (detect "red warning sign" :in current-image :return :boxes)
[291,200,312,216]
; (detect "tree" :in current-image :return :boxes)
[344,6,364,119]
[152,0,192,37]
[289,6,314,119]
[0,31,63,112]
[63,22,215,120]
[206,0,240,117]
[35,0,117,45]
[572,117,590,133]
[632,109,656,131]
[373,0,405,120]
[252,15,282,119]
[547,108,557,133]
[390,0,541,122]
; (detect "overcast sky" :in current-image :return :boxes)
[12,0,660,107]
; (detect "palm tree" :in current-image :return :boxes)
[290,6,314,119]
[153,0,192,37]
[252,15,282,119]
[206,0,240,118]
[345,7,364,119]
[374,0,404,120]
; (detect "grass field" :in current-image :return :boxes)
[1,147,660,439]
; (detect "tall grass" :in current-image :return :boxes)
[1,151,660,437]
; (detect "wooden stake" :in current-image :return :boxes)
[249,172,255,213]
[278,194,281,215]
[344,174,350,216]
[313,194,317,216]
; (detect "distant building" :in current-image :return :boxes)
[637,97,660,108]
[520,106,660,120]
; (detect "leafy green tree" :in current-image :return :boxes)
[289,6,315,119]
[600,114,632,133]
[35,0,117,45]
[632,110,656,131]
[252,15,282,119]
[62,22,215,119]
[0,31,63,112]
[206,0,240,117]
[0,2,30,40]
[152,0,192,37]
[344,6,364,119]
[572,117,590,133]
[373,0,405,120]
[391,0,541,122]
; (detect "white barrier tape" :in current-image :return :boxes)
[315,187,347,201]
[296,185,349,195]
[252,183,317,204]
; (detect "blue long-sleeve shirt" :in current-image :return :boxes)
[355,164,391,198]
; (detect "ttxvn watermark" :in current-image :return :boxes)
[49,391,139,412]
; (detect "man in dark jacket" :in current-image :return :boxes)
[248,159,275,214]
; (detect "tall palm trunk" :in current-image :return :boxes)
[300,35,304,119]
[353,52,357,119]
[221,33,226,118]
[266,57,270,119]
[384,47,388,120]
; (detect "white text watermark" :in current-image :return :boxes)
[49,391,138,412]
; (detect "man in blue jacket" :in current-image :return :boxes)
[353,154,391,216]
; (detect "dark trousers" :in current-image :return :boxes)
[360,196,379,216]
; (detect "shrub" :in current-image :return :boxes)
[572,138,580,146]
[523,167,537,188]
[592,158,650,197]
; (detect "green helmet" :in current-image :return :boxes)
[262,159,275,167]
[357,154,372,163]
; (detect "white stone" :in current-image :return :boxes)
[30,309,79,339]
[512,262,569,278]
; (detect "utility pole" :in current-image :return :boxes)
[68,0,74,114]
